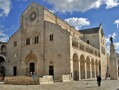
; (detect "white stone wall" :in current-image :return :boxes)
[6,30,21,76]
[81,33,100,49]
[44,21,70,80]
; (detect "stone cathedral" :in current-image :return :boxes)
[0,2,107,81]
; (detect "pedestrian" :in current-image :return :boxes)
[97,75,102,87]
[30,71,33,77]
[32,72,36,80]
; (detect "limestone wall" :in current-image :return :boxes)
[6,30,21,76]
[44,21,70,81]
[44,9,82,39]
[19,3,45,76]
[81,33,100,49]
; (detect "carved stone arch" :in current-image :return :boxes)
[79,53,85,61]
[25,53,37,64]
[73,53,79,61]
[25,53,37,76]
[86,56,90,63]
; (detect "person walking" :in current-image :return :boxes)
[97,75,102,87]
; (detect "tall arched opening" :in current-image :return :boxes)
[25,53,37,76]
[95,60,98,76]
[1,45,7,55]
[99,61,101,76]
[0,56,5,76]
[86,57,90,78]
[80,55,85,79]
[73,53,79,80]
[91,59,95,78]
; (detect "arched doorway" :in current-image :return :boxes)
[0,56,5,76]
[73,53,79,80]
[99,61,101,76]
[0,56,5,81]
[86,57,90,78]
[25,53,37,76]
[29,63,35,72]
[91,59,95,78]
[80,55,85,79]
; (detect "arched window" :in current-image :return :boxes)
[1,45,7,54]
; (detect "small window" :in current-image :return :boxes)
[35,36,39,44]
[87,40,89,44]
[26,38,30,45]
[50,34,53,41]
[14,41,17,47]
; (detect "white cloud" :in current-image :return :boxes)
[0,0,11,17]
[105,32,117,53]
[49,9,55,13]
[65,17,90,30]
[105,0,119,9]
[45,0,119,12]
[114,42,119,53]
[106,42,119,53]
[0,37,9,42]
[114,19,119,28]
[0,25,9,42]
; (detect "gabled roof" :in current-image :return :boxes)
[79,27,100,34]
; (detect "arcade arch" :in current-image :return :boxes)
[86,56,90,78]
[80,55,85,79]
[91,59,95,78]
[73,53,79,80]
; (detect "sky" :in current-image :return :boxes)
[0,0,119,53]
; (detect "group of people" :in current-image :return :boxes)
[30,71,102,86]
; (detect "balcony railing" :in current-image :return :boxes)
[72,37,100,57]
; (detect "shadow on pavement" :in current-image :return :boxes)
[116,88,119,90]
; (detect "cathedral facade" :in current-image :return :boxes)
[0,2,107,81]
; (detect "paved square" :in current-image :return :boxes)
[0,80,119,90]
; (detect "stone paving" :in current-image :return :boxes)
[0,79,119,90]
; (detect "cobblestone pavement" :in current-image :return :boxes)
[0,80,119,90]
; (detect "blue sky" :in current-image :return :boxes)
[0,0,119,53]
